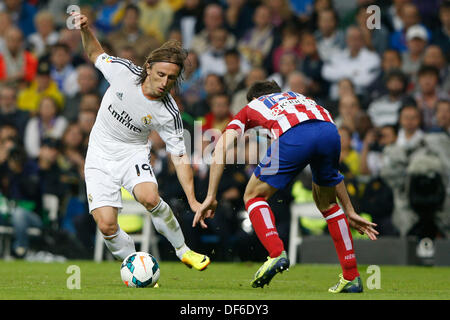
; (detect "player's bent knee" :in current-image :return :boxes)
[98,221,119,237]
[139,195,161,211]
[243,190,266,204]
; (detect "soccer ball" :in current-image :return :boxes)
[120,252,160,288]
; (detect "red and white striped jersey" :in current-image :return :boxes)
[226,91,334,138]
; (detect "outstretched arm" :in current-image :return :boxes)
[170,153,200,211]
[192,129,240,228]
[336,180,379,240]
[72,12,104,64]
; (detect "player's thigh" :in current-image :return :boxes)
[243,173,278,203]
[252,125,312,192]
[309,122,344,187]
[85,160,123,213]
[121,150,159,209]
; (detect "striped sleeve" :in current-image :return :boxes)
[158,95,186,156]
[226,105,249,135]
[94,53,142,84]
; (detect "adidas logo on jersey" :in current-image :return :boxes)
[116,92,123,100]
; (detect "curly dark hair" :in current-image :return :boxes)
[246,80,282,102]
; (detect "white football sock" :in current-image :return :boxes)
[149,199,189,259]
[103,226,136,260]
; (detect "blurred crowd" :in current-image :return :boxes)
[0,0,449,261]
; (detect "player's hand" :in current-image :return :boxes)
[192,196,217,229]
[346,211,379,240]
[71,12,89,30]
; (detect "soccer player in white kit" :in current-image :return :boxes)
[74,13,210,270]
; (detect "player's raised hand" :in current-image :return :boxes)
[346,211,379,240]
[71,12,89,30]
[192,196,217,229]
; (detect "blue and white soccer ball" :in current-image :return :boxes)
[120,252,160,288]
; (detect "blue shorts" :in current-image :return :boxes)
[254,120,344,190]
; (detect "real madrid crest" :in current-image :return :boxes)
[141,114,152,125]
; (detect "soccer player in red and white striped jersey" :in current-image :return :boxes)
[194,80,378,292]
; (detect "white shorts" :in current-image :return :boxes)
[84,148,157,213]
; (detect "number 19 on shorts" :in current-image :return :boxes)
[135,164,153,177]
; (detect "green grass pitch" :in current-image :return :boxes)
[0,260,449,300]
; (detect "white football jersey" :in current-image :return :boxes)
[87,53,185,160]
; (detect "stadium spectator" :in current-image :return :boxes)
[63,64,99,122]
[314,8,345,63]
[223,0,254,40]
[191,3,236,56]
[263,0,296,31]
[58,123,88,236]
[137,0,175,43]
[223,49,247,96]
[16,59,64,115]
[238,4,275,68]
[355,4,390,55]
[0,146,42,258]
[401,24,428,79]
[286,71,309,96]
[385,0,409,32]
[38,0,79,29]
[432,1,450,59]
[27,10,59,59]
[24,96,68,159]
[0,11,13,53]
[389,3,424,52]
[94,0,122,35]
[429,99,450,134]
[297,31,327,100]
[189,73,225,119]
[334,94,361,133]
[0,122,19,166]
[0,85,29,137]
[107,4,160,66]
[367,69,409,128]
[396,103,424,150]
[77,108,97,150]
[170,0,204,50]
[0,26,38,85]
[202,93,233,133]
[0,0,37,37]
[298,0,333,31]
[322,26,381,101]
[338,126,360,179]
[353,110,375,153]
[179,50,203,108]
[323,78,356,118]
[49,43,78,98]
[360,125,398,176]
[57,28,86,68]
[79,93,101,113]
[37,137,64,198]
[367,49,403,101]
[267,52,298,92]
[271,24,302,74]
[422,45,450,94]
[199,28,232,77]
[230,67,267,115]
[414,65,449,131]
